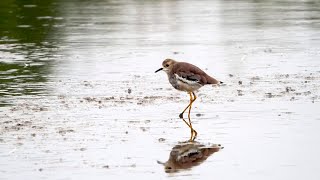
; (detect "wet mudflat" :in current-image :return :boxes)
[1,0,320,179]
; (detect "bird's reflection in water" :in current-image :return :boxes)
[158,141,223,173]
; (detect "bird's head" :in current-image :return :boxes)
[155,58,177,73]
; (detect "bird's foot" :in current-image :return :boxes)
[188,129,198,142]
[192,130,198,141]
[179,113,184,119]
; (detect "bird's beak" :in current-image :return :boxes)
[155,68,163,73]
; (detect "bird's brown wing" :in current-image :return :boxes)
[173,62,219,85]
[178,72,202,83]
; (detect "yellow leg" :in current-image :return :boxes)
[179,92,193,119]
[187,93,194,141]
[179,92,198,141]
[182,117,196,142]
[188,92,198,141]
[181,117,192,129]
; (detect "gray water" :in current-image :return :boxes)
[1,0,320,179]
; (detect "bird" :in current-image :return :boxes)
[155,58,222,141]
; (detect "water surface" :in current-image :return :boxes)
[1,0,320,179]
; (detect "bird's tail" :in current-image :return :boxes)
[207,75,223,85]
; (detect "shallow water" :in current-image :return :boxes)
[1,0,320,179]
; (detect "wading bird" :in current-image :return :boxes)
[155,59,222,141]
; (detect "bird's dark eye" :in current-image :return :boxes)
[165,64,169,67]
